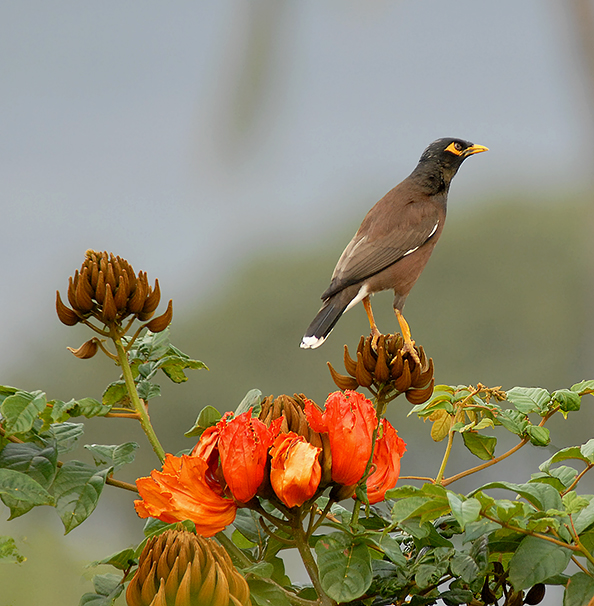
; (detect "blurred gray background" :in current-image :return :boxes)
[2,1,594,604]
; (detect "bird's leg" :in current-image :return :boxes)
[395,309,421,365]
[362,296,381,349]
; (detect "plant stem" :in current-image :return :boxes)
[435,422,455,485]
[293,524,334,606]
[112,332,165,462]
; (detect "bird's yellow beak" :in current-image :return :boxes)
[463,144,489,156]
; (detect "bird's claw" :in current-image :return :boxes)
[402,338,421,366]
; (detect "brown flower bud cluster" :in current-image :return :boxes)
[56,250,173,334]
[328,334,434,405]
[259,393,332,488]
[126,528,251,606]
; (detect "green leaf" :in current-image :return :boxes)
[102,381,129,408]
[525,425,550,447]
[0,469,54,507]
[439,588,474,606]
[552,389,581,414]
[241,561,274,579]
[247,579,292,606]
[235,389,263,417]
[89,548,136,571]
[51,398,110,422]
[564,572,594,606]
[450,553,481,584]
[233,509,267,546]
[84,442,139,472]
[184,405,222,438]
[41,422,84,454]
[0,535,26,563]
[540,446,590,472]
[463,519,500,543]
[158,352,207,384]
[52,461,111,533]
[506,387,551,414]
[571,380,594,395]
[316,533,372,602]
[79,573,124,606]
[562,492,590,515]
[572,498,594,534]
[365,533,407,567]
[136,380,161,401]
[1,390,47,435]
[0,385,19,406]
[497,409,528,436]
[0,442,58,518]
[509,535,571,590]
[462,432,496,460]
[473,481,562,511]
[0,441,58,487]
[447,494,481,530]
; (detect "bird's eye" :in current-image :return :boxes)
[453,142,463,151]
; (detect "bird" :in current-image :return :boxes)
[300,137,488,358]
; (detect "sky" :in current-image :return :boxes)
[1,1,592,376]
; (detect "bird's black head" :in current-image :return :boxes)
[412,138,488,194]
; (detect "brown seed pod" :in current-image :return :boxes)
[405,378,435,405]
[56,291,80,326]
[355,351,374,388]
[343,344,358,377]
[145,300,173,333]
[327,362,359,391]
[67,338,99,359]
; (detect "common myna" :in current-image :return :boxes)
[300,138,488,357]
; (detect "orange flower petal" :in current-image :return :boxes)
[367,419,406,504]
[134,454,237,537]
[218,411,277,503]
[305,391,377,487]
[270,432,321,508]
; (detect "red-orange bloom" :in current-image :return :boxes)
[305,390,378,486]
[270,432,322,508]
[367,419,407,504]
[218,411,280,503]
[134,454,237,537]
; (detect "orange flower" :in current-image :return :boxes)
[134,454,237,537]
[270,432,322,508]
[366,419,406,504]
[305,391,377,486]
[218,411,281,503]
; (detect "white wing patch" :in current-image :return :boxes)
[402,221,439,258]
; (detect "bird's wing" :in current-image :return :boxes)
[321,201,440,299]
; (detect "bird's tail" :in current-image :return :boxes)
[300,290,354,349]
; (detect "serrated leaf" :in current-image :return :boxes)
[84,442,139,472]
[430,409,451,442]
[564,572,594,606]
[102,382,128,408]
[235,389,263,417]
[447,494,481,530]
[0,535,26,563]
[315,533,372,602]
[52,461,111,533]
[0,469,54,507]
[41,422,84,454]
[509,535,571,590]
[506,387,551,414]
[184,405,222,438]
[462,431,496,460]
[1,390,47,435]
